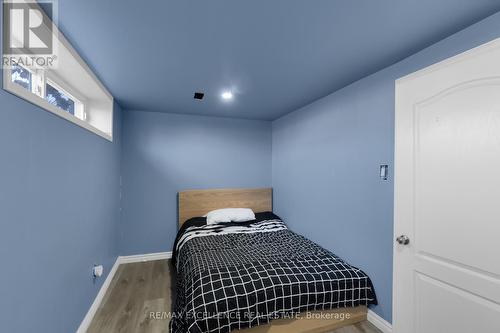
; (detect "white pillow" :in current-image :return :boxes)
[206,208,255,224]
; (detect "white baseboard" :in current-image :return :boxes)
[76,251,172,333]
[76,258,121,333]
[367,309,393,333]
[118,251,172,264]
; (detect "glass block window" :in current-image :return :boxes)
[11,64,32,91]
[45,82,75,115]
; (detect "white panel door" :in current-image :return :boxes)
[394,38,500,333]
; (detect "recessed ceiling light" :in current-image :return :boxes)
[221,91,233,100]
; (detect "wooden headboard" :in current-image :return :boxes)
[178,188,272,227]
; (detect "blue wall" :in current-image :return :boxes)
[120,111,272,255]
[0,82,123,331]
[272,11,500,324]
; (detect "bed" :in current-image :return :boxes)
[171,188,377,333]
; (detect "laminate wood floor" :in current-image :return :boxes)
[87,260,382,333]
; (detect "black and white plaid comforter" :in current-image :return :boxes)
[171,213,377,333]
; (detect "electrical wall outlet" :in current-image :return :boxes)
[92,264,104,278]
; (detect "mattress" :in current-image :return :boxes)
[171,212,377,333]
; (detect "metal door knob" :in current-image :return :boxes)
[396,235,410,245]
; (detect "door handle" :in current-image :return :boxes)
[396,235,410,245]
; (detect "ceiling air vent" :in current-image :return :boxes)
[194,92,204,100]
